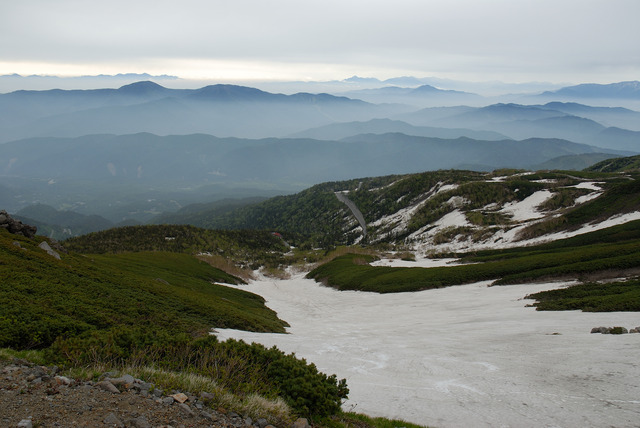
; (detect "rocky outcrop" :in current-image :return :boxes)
[0,210,37,238]
[590,326,635,334]
[38,241,61,260]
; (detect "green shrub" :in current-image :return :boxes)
[217,339,349,417]
[525,279,640,312]
[0,231,288,351]
[47,331,348,418]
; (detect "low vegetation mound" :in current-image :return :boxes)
[1,229,287,349]
[525,279,640,312]
[64,224,289,270]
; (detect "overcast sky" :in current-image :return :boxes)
[1,0,639,85]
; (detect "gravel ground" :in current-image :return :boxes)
[0,358,283,428]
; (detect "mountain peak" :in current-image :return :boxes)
[343,76,381,84]
[191,84,276,101]
[117,81,167,95]
[411,84,439,93]
[410,85,474,97]
[383,76,425,86]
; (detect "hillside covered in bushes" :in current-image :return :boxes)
[0,227,351,422]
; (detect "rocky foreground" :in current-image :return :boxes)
[1,358,308,428]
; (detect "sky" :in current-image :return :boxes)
[1,0,639,85]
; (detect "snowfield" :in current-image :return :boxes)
[217,272,640,427]
[499,189,554,221]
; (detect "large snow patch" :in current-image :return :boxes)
[217,275,640,427]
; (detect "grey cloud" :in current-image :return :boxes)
[1,0,639,82]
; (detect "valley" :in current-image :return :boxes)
[2,77,640,428]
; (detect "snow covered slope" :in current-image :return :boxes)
[333,169,640,253]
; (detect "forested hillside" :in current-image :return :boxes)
[164,167,640,250]
[586,154,640,172]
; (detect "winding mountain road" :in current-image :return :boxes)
[335,191,367,239]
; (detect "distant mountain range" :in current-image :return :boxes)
[2,80,639,144]
[2,80,639,147]
[3,133,624,184]
[396,102,640,151]
[287,118,508,141]
[10,152,640,245]
[0,73,562,96]
[14,203,117,239]
[0,81,411,142]
[530,153,623,171]
[0,131,627,222]
[541,81,640,99]
[0,73,179,92]
[338,84,484,107]
[1,79,639,224]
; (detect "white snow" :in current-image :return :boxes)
[368,180,400,192]
[370,199,426,232]
[573,181,604,191]
[370,183,460,239]
[437,184,459,194]
[217,275,640,427]
[407,209,470,243]
[435,209,470,228]
[490,172,534,182]
[219,177,640,426]
[445,195,467,208]
[371,256,460,268]
[499,189,554,222]
[568,182,603,205]
[574,191,602,205]
[520,211,640,245]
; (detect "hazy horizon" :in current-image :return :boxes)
[1,0,638,88]
[0,71,576,96]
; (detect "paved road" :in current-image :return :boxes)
[335,191,367,238]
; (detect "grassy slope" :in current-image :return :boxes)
[525,278,640,311]
[0,229,287,350]
[307,220,640,295]
[0,230,359,420]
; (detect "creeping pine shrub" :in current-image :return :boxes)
[46,331,348,418]
[215,339,349,417]
[45,327,193,366]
